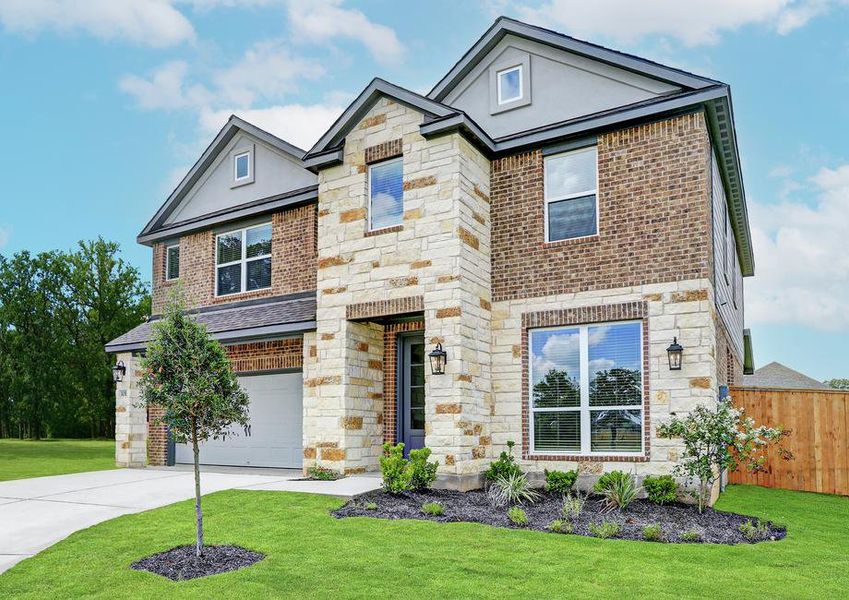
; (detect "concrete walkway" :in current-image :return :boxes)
[0,467,381,574]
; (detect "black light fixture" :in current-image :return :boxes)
[428,343,447,375]
[112,360,127,383]
[666,337,684,371]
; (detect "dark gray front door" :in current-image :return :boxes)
[399,333,425,454]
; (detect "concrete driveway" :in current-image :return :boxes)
[0,467,380,574]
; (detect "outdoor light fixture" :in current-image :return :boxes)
[112,360,126,383]
[666,337,684,371]
[428,343,447,375]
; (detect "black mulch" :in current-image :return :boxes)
[334,489,786,545]
[131,545,265,581]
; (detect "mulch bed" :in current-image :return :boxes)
[334,489,786,545]
[131,545,265,581]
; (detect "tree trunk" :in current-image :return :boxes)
[192,420,204,557]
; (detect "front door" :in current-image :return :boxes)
[399,333,425,454]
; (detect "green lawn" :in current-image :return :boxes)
[0,439,115,481]
[0,486,847,599]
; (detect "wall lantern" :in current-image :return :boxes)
[428,343,447,375]
[666,337,684,371]
[112,360,127,383]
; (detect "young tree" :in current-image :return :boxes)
[138,293,249,557]
[657,401,790,512]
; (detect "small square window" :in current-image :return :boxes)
[234,152,250,181]
[368,158,404,231]
[165,245,180,280]
[497,66,522,105]
[215,223,272,296]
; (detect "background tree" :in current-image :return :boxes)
[824,379,849,390]
[138,293,249,557]
[532,369,580,407]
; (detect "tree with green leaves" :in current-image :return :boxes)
[532,369,580,407]
[138,292,249,557]
[824,379,849,390]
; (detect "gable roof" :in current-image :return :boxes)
[138,115,315,246]
[742,362,829,391]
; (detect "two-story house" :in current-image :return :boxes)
[108,17,755,491]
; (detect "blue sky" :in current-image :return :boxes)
[0,1,848,381]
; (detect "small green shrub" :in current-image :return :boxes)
[544,469,578,494]
[597,471,641,511]
[364,502,378,511]
[421,502,444,516]
[739,519,770,541]
[484,440,523,481]
[593,470,630,493]
[549,519,573,534]
[680,530,702,542]
[588,521,621,539]
[407,447,439,491]
[379,442,439,493]
[507,506,528,526]
[487,472,541,507]
[642,524,663,542]
[561,492,585,521]
[643,475,678,505]
[307,466,342,481]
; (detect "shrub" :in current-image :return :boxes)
[307,466,342,481]
[680,530,702,542]
[544,469,578,495]
[487,472,541,507]
[484,440,522,481]
[739,519,770,541]
[379,443,440,493]
[643,475,678,505]
[642,524,663,542]
[561,492,585,521]
[588,521,621,539]
[549,519,573,534]
[507,506,528,526]
[421,502,444,516]
[365,502,378,511]
[597,471,641,511]
[593,470,630,493]
[657,401,790,512]
[407,448,439,491]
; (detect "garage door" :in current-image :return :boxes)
[175,371,303,468]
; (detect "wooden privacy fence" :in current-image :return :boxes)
[728,386,849,496]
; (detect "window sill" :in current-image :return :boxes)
[543,234,600,248]
[524,451,649,462]
[365,224,403,237]
[211,288,273,304]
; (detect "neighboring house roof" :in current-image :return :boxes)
[742,361,829,390]
[137,115,317,246]
[105,293,316,353]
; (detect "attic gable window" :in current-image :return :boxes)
[165,244,180,281]
[544,146,598,242]
[234,151,251,182]
[497,65,523,105]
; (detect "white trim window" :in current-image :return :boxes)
[216,223,272,296]
[497,65,523,105]
[234,151,251,182]
[544,146,598,242]
[529,320,644,455]
[165,244,180,281]
[368,157,404,231]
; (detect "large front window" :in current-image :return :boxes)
[544,146,598,242]
[529,320,643,455]
[216,223,272,296]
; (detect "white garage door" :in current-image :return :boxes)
[176,371,303,469]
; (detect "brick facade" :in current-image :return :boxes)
[382,320,425,444]
[491,112,712,303]
[152,204,317,313]
[225,338,304,373]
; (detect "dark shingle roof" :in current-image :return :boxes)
[742,361,829,390]
[105,293,316,353]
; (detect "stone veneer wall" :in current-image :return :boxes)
[115,353,145,468]
[307,97,493,485]
[151,204,317,313]
[491,279,720,478]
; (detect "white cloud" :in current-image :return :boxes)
[287,0,405,65]
[0,0,195,47]
[589,358,615,372]
[119,61,211,110]
[0,225,10,250]
[513,0,837,46]
[747,165,849,331]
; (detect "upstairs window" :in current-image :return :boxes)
[368,158,403,231]
[497,65,523,105]
[234,151,251,182]
[529,321,643,455]
[216,223,272,296]
[544,146,598,242]
[165,244,180,281]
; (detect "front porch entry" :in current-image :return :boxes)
[397,332,425,455]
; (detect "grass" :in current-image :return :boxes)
[0,439,115,481]
[0,485,848,598]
